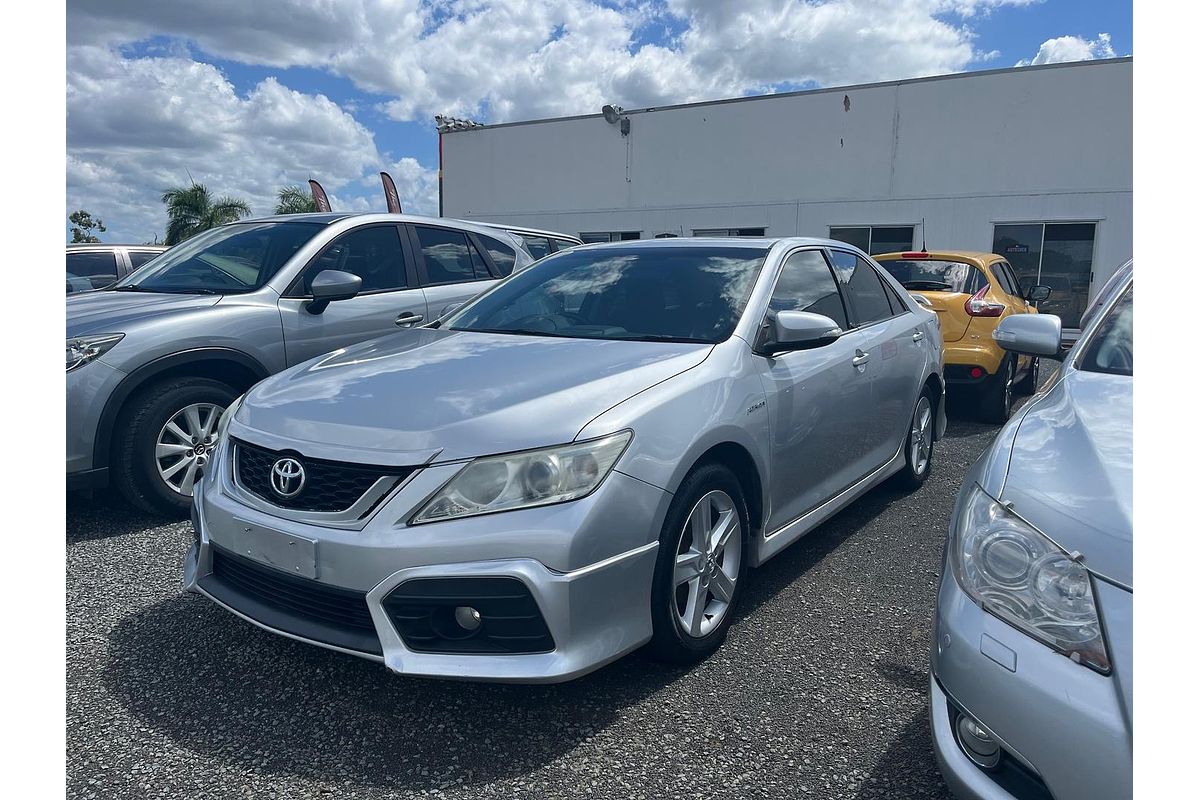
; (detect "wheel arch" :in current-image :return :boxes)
[682,439,765,545]
[93,348,269,472]
[923,371,945,441]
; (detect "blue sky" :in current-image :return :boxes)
[67,0,1132,242]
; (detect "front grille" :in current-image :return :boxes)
[383,577,555,654]
[234,439,412,513]
[204,545,382,655]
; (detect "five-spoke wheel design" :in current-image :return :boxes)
[673,489,743,638]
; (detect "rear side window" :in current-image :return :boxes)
[997,261,1023,297]
[307,225,407,293]
[552,238,579,252]
[1078,286,1132,376]
[521,236,553,260]
[66,251,118,290]
[768,250,848,329]
[479,236,517,276]
[416,226,491,283]
[127,250,162,270]
[990,262,1017,296]
[879,259,983,294]
[829,251,894,326]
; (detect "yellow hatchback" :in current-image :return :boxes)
[874,250,1051,422]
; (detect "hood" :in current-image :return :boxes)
[236,328,712,463]
[67,290,222,337]
[1001,369,1132,587]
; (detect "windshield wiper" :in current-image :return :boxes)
[609,334,712,344]
[112,284,148,292]
[454,327,572,338]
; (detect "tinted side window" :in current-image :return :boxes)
[127,250,162,270]
[307,225,407,293]
[416,226,489,284]
[829,251,894,325]
[66,251,118,290]
[1078,286,1132,376]
[999,261,1024,297]
[552,238,579,252]
[480,236,517,276]
[522,236,553,260]
[768,250,848,329]
[990,261,1016,296]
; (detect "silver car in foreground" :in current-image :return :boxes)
[185,238,946,681]
[930,266,1132,798]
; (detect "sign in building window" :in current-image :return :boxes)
[579,231,641,243]
[829,225,915,255]
[992,222,1096,328]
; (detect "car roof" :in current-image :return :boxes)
[240,212,529,239]
[873,250,1000,265]
[466,222,583,243]
[66,243,168,250]
[566,236,837,251]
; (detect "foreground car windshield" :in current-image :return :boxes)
[880,259,976,292]
[446,246,767,343]
[114,222,324,294]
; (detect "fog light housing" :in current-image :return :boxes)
[454,605,482,632]
[955,713,1001,769]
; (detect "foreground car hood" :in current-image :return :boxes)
[237,328,712,462]
[67,290,221,337]
[1002,369,1132,587]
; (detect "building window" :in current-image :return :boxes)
[692,228,767,237]
[579,231,641,243]
[992,222,1097,329]
[829,225,915,255]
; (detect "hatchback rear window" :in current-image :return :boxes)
[880,260,983,294]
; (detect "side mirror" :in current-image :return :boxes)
[993,313,1063,357]
[758,311,843,356]
[306,269,362,314]
[1025,285,1052,303]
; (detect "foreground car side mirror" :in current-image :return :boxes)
[1025,285,1052,303]
[306,269,362,314]
[757,311,843,356]
[993,313,1063,358]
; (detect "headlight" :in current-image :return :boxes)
[411,431,632,524]
[950,484,1110,673]
[66,333,123,372]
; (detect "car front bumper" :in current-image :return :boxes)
[183,462,667,683]
[930,568,1131,800]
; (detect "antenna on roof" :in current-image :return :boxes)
[921,217,927,252]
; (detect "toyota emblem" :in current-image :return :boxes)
[270,457,306,498]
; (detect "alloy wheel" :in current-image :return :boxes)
[910,395,933,476]
[155,402,224,496]
[673,489,742,638]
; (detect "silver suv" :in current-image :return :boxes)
[185,238,946,681]
[67,212,531,514]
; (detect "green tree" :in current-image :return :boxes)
[69,210,106,243]
[160,183,252,245]
[274,185,318,214]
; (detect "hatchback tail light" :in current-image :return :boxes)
[964,285,1005,317]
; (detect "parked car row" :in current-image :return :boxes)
[66,214,1132,800]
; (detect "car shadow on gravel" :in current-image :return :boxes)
[66,492,177,545]
[102,592,692,793]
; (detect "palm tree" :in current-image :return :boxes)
[160,183,252,245]
[274,185,318,215]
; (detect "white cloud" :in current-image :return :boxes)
[1015,32,1117,67]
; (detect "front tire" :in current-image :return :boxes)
[980,357,1015,424]
[1015,356,1039,396]
[113,377,237,516]
[647,462,750,665]
[894,387,935,490]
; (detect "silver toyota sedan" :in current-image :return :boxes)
[184,237,946,681]
[930,265,1132,798]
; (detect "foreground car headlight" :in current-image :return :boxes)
[950,484,1110,672]
[66,333,123,372]
[412,431,632,524]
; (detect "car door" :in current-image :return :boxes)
[66,249,120,292]
[407,223,500,319]
[827,249,925,472]
[758,248,874,530]
[277,223,428,366]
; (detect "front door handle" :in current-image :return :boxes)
[912,330,925,342]
[851,349,870,367]
[395,312,424,327]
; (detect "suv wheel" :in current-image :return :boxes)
[113,377,238,516]
[647,462,749,664]
[894,387,935,489]
[980,357,1015,424]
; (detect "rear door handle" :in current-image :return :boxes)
[912,330,925,342]
[395,312,424,327]
[851,349,870,367]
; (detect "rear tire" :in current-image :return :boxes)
[894,387,936,490]
[112,377,238,517]
[647,462,750,665]
[979,357,1015,425]
[1015,356,1039,396]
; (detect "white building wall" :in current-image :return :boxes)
[442,58,1131,290]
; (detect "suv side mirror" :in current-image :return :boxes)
[757,311,843,356]
[993,313,1063,357]
[1025,285,1052,303]
[306,269,362,314]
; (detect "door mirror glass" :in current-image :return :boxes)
[1025,284,1052,303]
[761,311,843,355]
[993,313,1063,357]
[306,269,362,314]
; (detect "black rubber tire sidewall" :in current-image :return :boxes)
[980,357,1015,424]
[647,461,750,665]
[1015,356,1039,396]
[112,377,239,516]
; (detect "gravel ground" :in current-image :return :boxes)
[67,408,1006,800]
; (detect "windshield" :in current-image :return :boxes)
[879,259,980,293]
[446,246,768,344]
[115,222,325,294]
[1077,284,1132,376]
